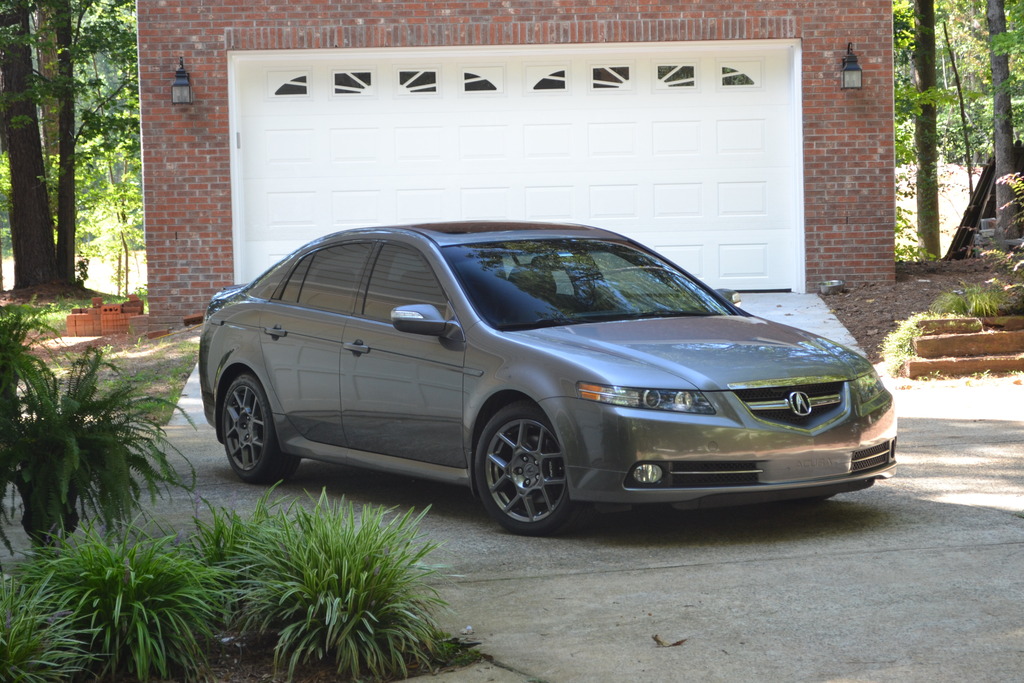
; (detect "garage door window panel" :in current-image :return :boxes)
[720,61,762,88]
[271,74,309,97]
[657,65,697,89]
[463,67,503,93]
[399,70,438,94]
[333,71,374,96]
[527,66,567,92]
[592,66,631,90]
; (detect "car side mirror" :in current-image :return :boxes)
[391,304,464,342]
[717,288,742,305]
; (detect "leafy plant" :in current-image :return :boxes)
[929,281,1009,317]
[0,345,194,548]
[230,491,448,680]
[0,304,53,401]
[881,312,938,377]
[19,524,228,681]
[0,573,92,682]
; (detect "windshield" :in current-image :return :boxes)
[442,238,734,330]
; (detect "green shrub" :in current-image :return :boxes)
[0,304,52,401]
[881,312,937,377]
[0,346,194,548]
[0,574,92,682]
[230,491,448,680]
[20,524,228,681]
[929,282,1009,318]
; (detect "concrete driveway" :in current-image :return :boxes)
[6,295,1024,682]
[153,374,1024,683]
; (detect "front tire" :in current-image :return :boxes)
[474,402,583,536]
[222,373,299,484]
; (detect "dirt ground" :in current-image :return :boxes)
[824,253,1012,363]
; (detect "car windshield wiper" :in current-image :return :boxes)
[581,310,718,323]
[500,316,580,331]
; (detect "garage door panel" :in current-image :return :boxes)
[330,128,380,163]
[651,121,702,156]
[332,189,382,226]
[653,183,703,218]
[524,186,575,220]
[718,181,768,217]
[232,42,800,289]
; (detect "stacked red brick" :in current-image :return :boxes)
[65,295,145,337]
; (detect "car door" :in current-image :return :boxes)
[259,241,373,446]
[340,242,466,467]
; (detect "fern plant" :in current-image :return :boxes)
[0,346,194,548]
[0,304,52,405]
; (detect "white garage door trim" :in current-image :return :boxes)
[228,40,805,291]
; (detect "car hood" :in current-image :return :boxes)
[511,315,872,390]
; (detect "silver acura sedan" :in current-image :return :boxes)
[199,221,896,535]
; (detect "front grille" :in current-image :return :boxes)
[732,381,844,428]
[852,440,895,472]
[667,461,762,487]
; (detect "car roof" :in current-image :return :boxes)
[319,220,627,247]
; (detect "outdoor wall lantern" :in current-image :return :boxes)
[171,57,194,104]
[841,43,863,90]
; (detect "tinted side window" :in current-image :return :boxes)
[278,254,313,303]
[292,242,373,313]
[361,244,447,322]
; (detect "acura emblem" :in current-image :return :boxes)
[787,391,812,417]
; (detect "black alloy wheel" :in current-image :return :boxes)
[221,373,299,483]
[475,401,583,536]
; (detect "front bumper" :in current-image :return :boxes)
[547,386,897,506]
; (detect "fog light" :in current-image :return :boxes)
[633,463,664,485]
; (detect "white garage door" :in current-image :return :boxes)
[229,41,803,290]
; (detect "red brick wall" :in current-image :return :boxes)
[138,0,895,328]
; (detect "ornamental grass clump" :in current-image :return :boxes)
[0,574,92,682]
[929,281,1010,318]
[229,491,448,681]
[18,524,229,681]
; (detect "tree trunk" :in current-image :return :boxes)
[943,22,974,197]
[914,0,941,257]
[54,5,76,282]
[987,0,1017,240]
[0,3,58,288]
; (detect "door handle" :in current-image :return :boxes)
[344,339,370,356]
[263,324,288,340]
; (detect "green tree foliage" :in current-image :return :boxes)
[894,0,1023,258]
[0,0,140,289]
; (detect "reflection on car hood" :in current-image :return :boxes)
[512,315,872,390]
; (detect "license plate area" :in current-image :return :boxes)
[759,455,851,483]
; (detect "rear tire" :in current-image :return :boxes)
[221,373,299,484]
[474,401,585,536]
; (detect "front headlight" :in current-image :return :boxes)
[851,371,886,403]
[577,382,715,414]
